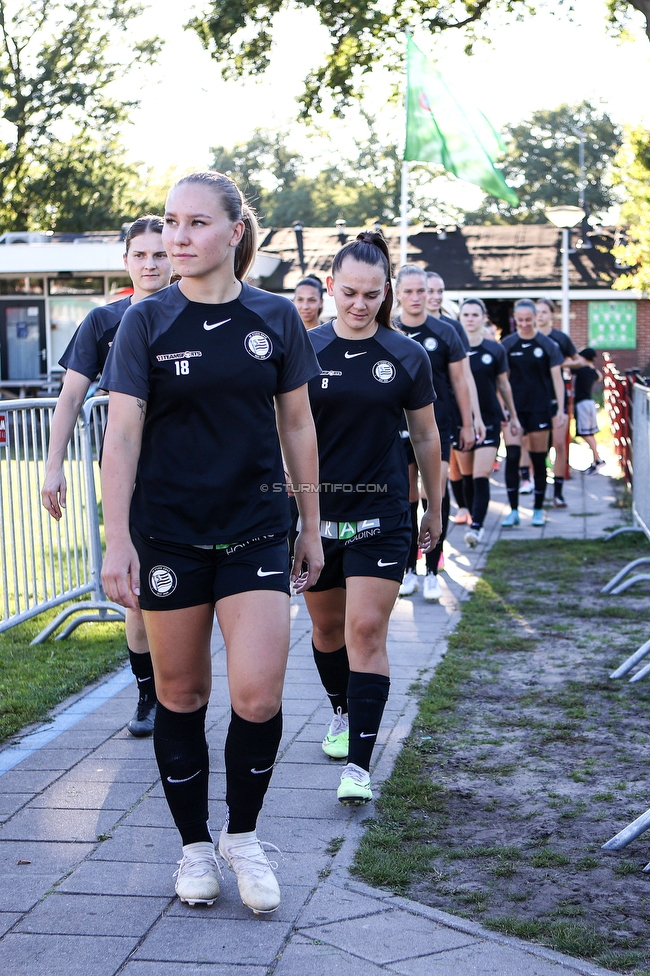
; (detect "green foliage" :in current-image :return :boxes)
[611,126,650,292]
[463,102,621,224]
[0,0,162,231]
[191,2,649,117]
[210,124,402,227]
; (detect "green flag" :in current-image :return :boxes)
[405,36,518,207]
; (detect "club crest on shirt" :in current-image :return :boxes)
[373,360,396,383]
[533,347,544,358]
[149,565,177,597]
[423,337,438,352]
[244,331,273,360]
[481,353,493,365]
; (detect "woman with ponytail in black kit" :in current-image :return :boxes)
[100,172,323,915]
[303,233,442,805]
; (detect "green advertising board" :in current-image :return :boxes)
[588,301,637,349]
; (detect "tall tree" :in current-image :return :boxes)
[462,102,621,224]
[611,127,650,292]
[0,0,161,231]
[191,1,650,117]
[211,123,467,227]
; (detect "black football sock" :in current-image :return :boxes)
[424,488,449,573]
[128,648,157,703]
[471,476,490,529]
[505,445,521,511]
[154,702,211,846]
[312,643,349,714]
[406,501,419,572]
[519,465,530,483]
[554,475,565,499]
[346,671,390,772]
[450,478,465,510]
[461,474,475,515]
[530,451,548,510]
[225,707,282,834]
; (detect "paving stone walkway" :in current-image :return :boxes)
[0,454,631,976]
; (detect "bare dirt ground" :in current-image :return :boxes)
[365,534,650,973]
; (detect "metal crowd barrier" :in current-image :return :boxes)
[601,382,650,858]
[0,396,125,644]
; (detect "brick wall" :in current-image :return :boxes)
[568,299,650,375]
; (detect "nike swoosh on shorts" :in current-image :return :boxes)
[377,559,398,567]
[257,568,283,576]
[203,318,231,330]
[167,770,202,784]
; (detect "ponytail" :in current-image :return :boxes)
[331,231,395,328]
[172,171,259,281]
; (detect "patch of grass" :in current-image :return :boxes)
[0,609,126,742]
[325,836,344,856]
[613,859,639,877]
[531,848,572,868]
[485,916,637,965]
[576,856,600,870]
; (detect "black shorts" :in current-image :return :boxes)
[517,410,553,435]
[308,511,411,592]
[403,429,450,464]
[133,526,291,611]
[453,419,501,451]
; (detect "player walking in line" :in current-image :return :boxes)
[501,299,566,528]
[535,298,581,508]
[293,275,324,330]
[303,233,442,804]
[453,299,520,547]
[394,266,477,601]
[41,215,172,737]
[100,172,323,914]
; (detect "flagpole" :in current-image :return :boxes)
[399,161,408,268]
[400,30,410,269]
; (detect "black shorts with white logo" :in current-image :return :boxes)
[517,410,553,435]
[308,510,411,592]
[133,526,291,610]
[452,417,501,451]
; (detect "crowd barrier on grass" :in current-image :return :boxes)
[0,395,125,644]
[601,381,650,858]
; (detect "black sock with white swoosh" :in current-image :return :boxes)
[153,702,211,846]
[312,642,349,713]
[346,672,390,772]
[225,706,282,834]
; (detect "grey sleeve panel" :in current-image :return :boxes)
[306,321,338,357]
[238,282,321,391]
[58,298,128,376]
[100,285,189,399]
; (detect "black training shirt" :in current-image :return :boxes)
[548,328,577,361]
[467,339,508,425]
[501,331,564,414]
[574,365,599,404]
[101,282,320,545]
[439,313,471,353]
[307,322,435,520]
[396,315,466,434]
[59,296,132,379]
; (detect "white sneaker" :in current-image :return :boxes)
[520,478,534,494]
[464,527,484,548]
[423,572,442,601]
[174,841,221,906]
[218,826,281,914]
[398,570,419,596]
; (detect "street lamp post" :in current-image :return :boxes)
[545,205,585,335]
